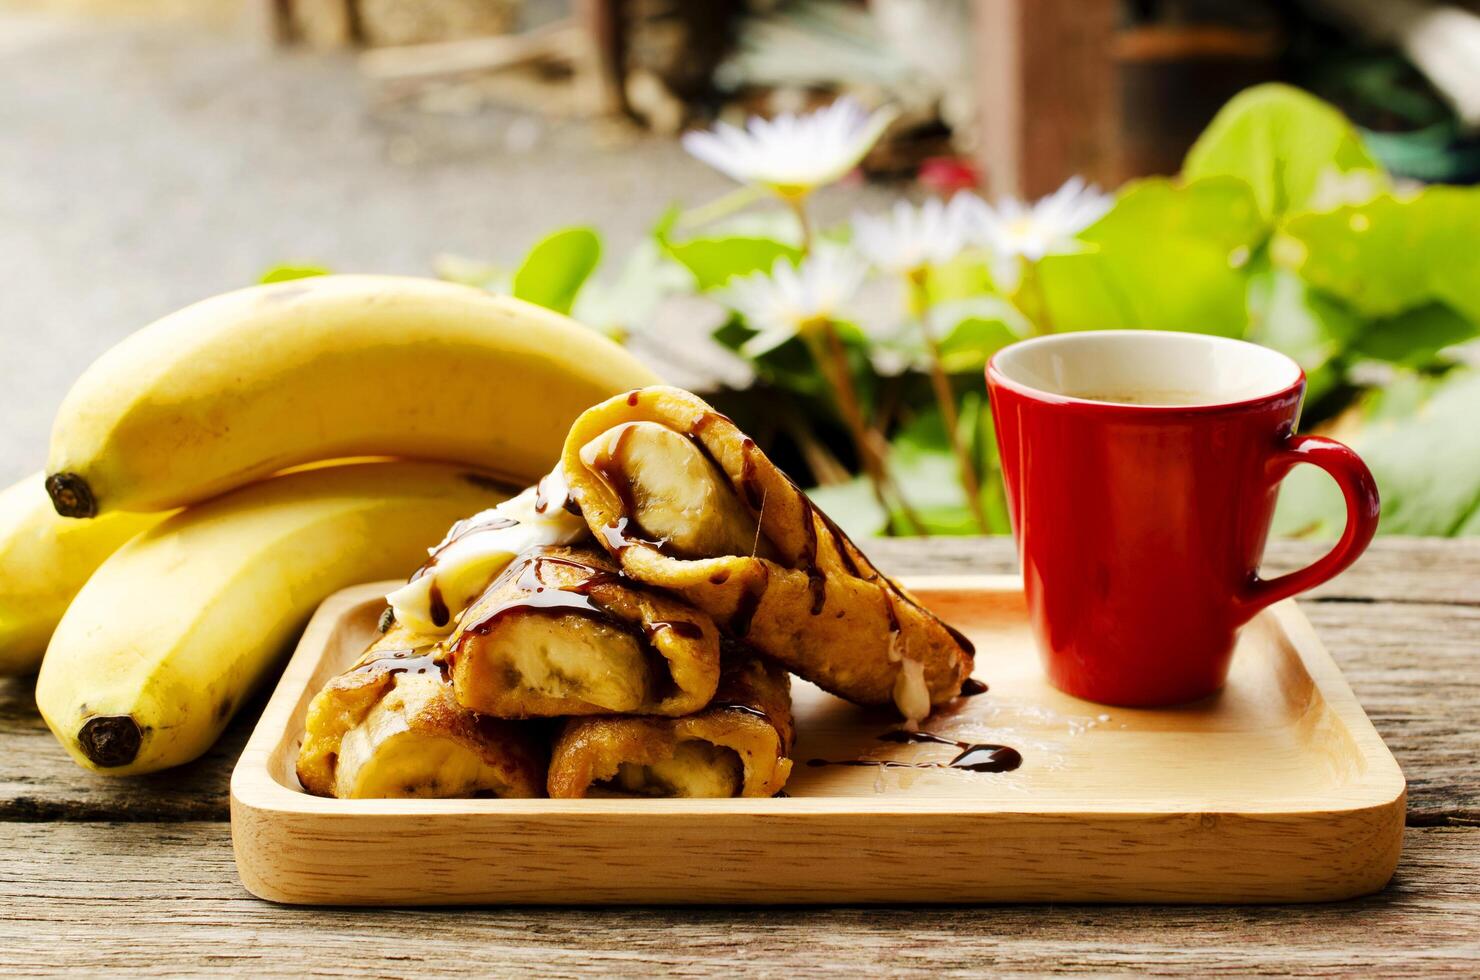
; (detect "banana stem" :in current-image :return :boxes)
[909,273,989,534]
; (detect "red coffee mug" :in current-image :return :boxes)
[986,331,1379,707]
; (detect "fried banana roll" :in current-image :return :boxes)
[296,627,544,799]
[548,653,794,798]
[447,545,721,718]
[561,386,975,723]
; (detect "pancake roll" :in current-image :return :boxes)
[446,545,722,719]
[548,652,794,798]
[560,386,975,722]
[296,626,545,799]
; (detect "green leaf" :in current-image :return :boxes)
[1183,83,1380,223]
[1277,185,1480,324]
[511,227,601,315]
[1273,369,1480,537]
[259,264,330,284]
[932,298,1032,375]
[663,236,802,291]
[1457,503,1480,536]
[1351,303,1479,367]
[1035,177,1263,336]
[1246,267,1362,402]
[890,411,969,513]
[807,403,994,538]
[805,478,888,539]
[923,253,998,307]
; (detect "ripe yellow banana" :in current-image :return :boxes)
[0,473,164,674]
[45,275,660,517]
[36,461,509,775]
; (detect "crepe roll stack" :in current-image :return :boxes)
[298,385,979,801]
[561,385,976,723]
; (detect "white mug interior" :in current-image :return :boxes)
[991,331,1302,408]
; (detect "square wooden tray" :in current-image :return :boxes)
[230,575,1405,905]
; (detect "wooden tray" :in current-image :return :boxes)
[230,575,1405,905]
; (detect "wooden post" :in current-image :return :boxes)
[575,0,628,116]
[973,0,1120,199]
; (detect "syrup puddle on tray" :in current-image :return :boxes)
[805,729,1024,775]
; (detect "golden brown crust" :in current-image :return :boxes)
[548,653,794,798]
[561,386,974,714]
[295,624,545,799]
[447,545,722,719]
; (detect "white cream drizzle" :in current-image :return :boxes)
[885,627,931,725]
[385,468,586,635]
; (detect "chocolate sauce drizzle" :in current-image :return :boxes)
[729,565,769,636]
[649,618,704,640]
[709,701,770,722]
[456,552,621,643]
[352,645,448,680]
[596,517,667,556]
[959,677,989,698]
[427,581,450,629]
[807,730,1022,775]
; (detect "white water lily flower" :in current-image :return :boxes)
[964,176,1113,262]
[851,196,975,276]
[722,248,868,357]
[682,98,897,198]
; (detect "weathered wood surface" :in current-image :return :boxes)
[0,823,1476,975]
[1,538,1477,975]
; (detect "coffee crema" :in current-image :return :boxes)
[1063,388,1208,406]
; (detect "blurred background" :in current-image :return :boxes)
[3,0,1478,536]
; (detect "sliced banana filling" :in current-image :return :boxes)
[580,421,769,559]
[466,610,675,714]
[448,545,720,719]
[333,674,519,799]
[600,740,744,798]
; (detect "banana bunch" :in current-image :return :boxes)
[0,475,165,673]
[6,275,659,774]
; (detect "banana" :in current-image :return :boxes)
[45,275,660,517]
[0,473,164,674]
[35,461,510,775]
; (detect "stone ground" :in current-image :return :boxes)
[0,8,887,486]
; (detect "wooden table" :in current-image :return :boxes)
[3,538,1477,975]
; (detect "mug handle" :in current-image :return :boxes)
[1236,434,1380,621]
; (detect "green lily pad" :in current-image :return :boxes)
[1274,369,1480,537]
[1278,185,1480,325]
[1183,83,1380,223]
[1036,176,1263,337]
